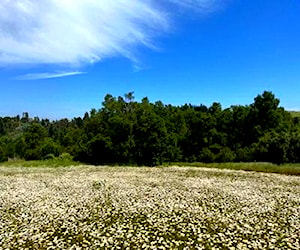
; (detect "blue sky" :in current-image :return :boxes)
[0,0,300,119]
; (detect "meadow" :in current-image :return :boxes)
[0,165,299,249]
[290,111,300,118]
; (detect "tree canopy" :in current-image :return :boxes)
[0,91,299,166]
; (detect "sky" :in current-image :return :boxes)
[0,0,300,119]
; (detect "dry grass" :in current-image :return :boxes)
[0,165,299,249]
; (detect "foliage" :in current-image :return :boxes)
[1,91,300,166]
[0,146,7,162]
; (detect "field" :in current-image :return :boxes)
[0,165,299,249]
[290,111,300,118]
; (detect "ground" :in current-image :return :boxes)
[0,165,299,249]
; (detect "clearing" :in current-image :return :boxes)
[0,165,299,249]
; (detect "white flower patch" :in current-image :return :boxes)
[0,166,299,249]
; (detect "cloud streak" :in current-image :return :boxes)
[168,0,219,10]
[17,71,85,80]
[0,0,219,66]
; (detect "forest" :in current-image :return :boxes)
[1,91,300,166]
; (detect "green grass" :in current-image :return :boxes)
[1,159,300,175]
[165,162,300,176]
[0,158,80,168]
[289,111,300,118]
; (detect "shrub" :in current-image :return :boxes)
[0,146,7,162]
[40,138,61,159]
[58,153,73,161]
[43,153,56,160]
[216,147,236,162]
[198,148,215,163]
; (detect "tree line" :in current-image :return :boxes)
[0,91,300,166]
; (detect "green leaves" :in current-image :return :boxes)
[1,91,300,165]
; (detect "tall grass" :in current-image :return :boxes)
[0,158,80,168]
[289,111,300,118]
[166,162,300,176]
[1,158,300,175]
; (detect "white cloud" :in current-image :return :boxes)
[0,0,219,66]
[17,71,85,80]
[168,0,218,10]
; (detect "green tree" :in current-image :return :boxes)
[22,123,48,160]
[0,142,7,162]
[132,98,168,166]
[254,131,290,164]
[40,138,61,159]
[250,91,281,135]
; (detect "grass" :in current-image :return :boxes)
[0,158,80,168]
[0,165,299,249]
[289,111,300,118]
[166,162,300,176]
[2,159,300,176]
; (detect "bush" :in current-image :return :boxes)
[198,148,215,163]
[24,148,40,161]
[43,153,56,160]
[58,153,73,161]
[235,147,253,162]
[216,147,236,162]
[0,146,7,162]
[40,138,61,159]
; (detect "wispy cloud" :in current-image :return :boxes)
[0,0,220,67]
[17,71,85,80]
[168,0,219,10]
